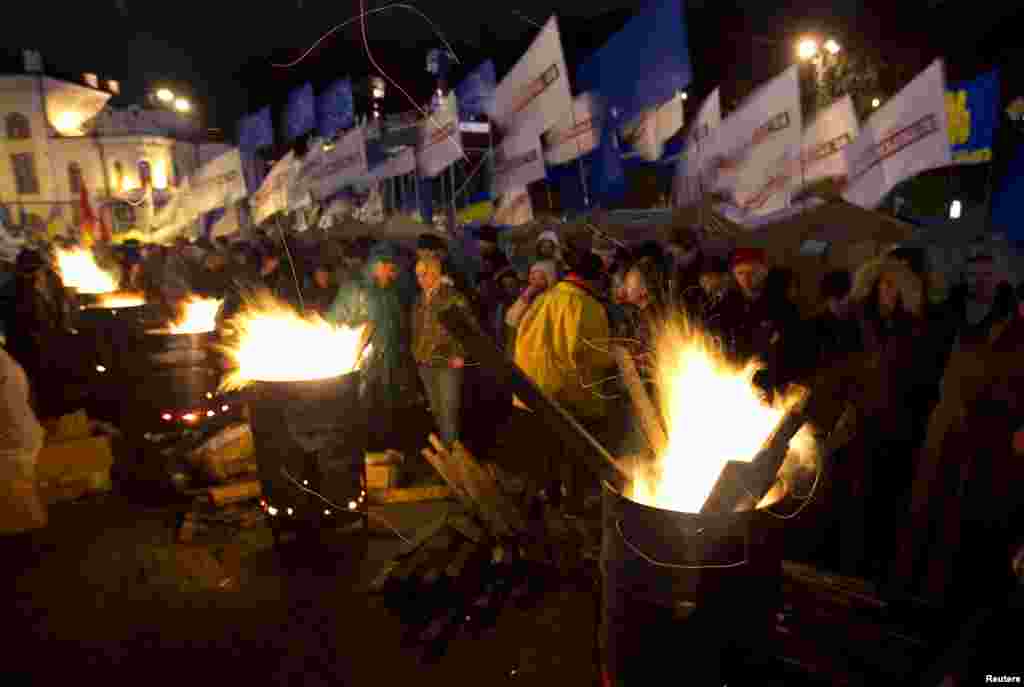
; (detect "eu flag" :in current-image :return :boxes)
[238,107,274,152]
[317,79,354,139]
[947,70,1000,165]
[455,61,496,121]
[283,83,316,142]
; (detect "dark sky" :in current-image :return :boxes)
[9,1,1022,135]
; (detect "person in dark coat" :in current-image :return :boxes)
[664,227,703,306]
[304,258,340,317]
[256,241,302,307]
[807,269,862,367]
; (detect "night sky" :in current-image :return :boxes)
[8,1,1023,136]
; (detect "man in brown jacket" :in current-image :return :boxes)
[412,252,477,448]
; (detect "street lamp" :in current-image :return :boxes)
[156,88,174,103]
[174,97,191,113]
[797,38,819,61]
[679,91,688,101]
[872,97,882,109]
[823,39,841,56]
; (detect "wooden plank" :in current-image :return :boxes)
[452,441,525,534]
[396,513,450,558]
[447,512,486,544]
[369,560,401,593]
[614,346,667,459]
[392,544,438,585]
[207,480,261,507]
[445,539,481,578]
[368,485,452,505]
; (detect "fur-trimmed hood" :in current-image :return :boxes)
[850,255,924,317]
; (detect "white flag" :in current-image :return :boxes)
[543,93,604,166]
[672,88,720,207]
[492,130,546,196]
[417,91,462,178]
[799,95,859,188]
[303,126,370,200]
[250,152,298,225]
[492,187,534,227]
[367,147,417,183]
[183,148,247,220]
[844,59,951,209]
[492,16,573,137]
[622,96,685,162]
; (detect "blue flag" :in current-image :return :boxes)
[947,70,1000,164]
[418,175,434,225]
[238,107,274,152]
[589,120,627,207]
[283,83,316,142]
[991,141,1024,245]
[575,0,693,127]
[455,60,496,121]
[317,79,354,139]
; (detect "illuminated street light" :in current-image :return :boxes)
[156,88,174,103]
[680,91,688,101]
[797,38,819,61]
[872,97,882,109]
[950,200,962,220]
[823,39,841,55]
[174,97,191,113]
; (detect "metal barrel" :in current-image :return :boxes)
[600,481,783,685]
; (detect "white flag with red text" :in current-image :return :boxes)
[251,151,299,225]
[492,16,573,137]
[543,93,604,166]
[799,94,859,189]
[622,96,685,162]
[417,91,462,178]
[672,88,720,207]
[303,125,370,200]
[844,59,951,209]
[492,130,546,196]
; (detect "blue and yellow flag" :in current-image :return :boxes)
[946,70,1000,164]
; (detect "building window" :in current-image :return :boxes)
[112,161,124,191]
[5,113,31,140]
[68,162,83,195]
[138,159,152,186]
[10,153,40,195]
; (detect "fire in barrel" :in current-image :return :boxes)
[220,293,370,541]
[604,315,817,685]
[56,246,119,295]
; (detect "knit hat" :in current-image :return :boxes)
[536,230,561,247]
[418,233,447,253]
[730,247,767,270]
[529,259,558,287]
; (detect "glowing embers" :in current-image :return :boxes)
[625,315,816,514]
[167,296,223,335]
[219,292,367,390]
[93,292,146,309]
[56,247,119,294]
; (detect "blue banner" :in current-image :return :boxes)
[455,60,496,121]
[991,141,1024,245]
[238,107,274,152]
[589,122,627,207]
[418,175,434,225]
[947,70,1000,164]
[283,83,316,142]
[575,0,693,128]
[317,78,354,139]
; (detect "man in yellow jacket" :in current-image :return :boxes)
[514,250,614,512]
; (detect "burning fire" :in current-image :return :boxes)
[220,293,367,390]
[94,292,146,309]
[56,247,119,294]
[627,316,817,514]
[169,296,223,335]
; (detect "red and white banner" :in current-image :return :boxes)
[622,96,685,162]
[491,187,534,226]
[543,93,604,166]
[672,88,720,207]
[844,59,951,209]
[417,91,462,178]
[368,147,417,182]
[492,130,546,196]
[799,94,859,188]
[302,126,370,200]
[706,66,802,216]
[492,16,573,137]
[250,151,298,225]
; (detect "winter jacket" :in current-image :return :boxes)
[412,282,474,366]
[514,279,614,420]
[713,275,803,371]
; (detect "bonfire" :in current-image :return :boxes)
[626,315,817,514]
[168,296,223,335]
[56,247,118,294]
[94,292,146,309]
[220,293,367,391]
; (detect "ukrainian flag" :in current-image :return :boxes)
[947,70,1000,165]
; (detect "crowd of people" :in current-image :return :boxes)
[0,220,1022,609]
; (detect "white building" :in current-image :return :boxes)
[1,57,225,237]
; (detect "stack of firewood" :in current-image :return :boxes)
[177,481,265,543]
[370,435,600,657]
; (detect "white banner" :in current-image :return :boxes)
[183,148,247,220]
[706,66,802,216]
[417,92,463,178]
[622,96,685,162]
[250,152,298,225]
[368,147,417,183]
[672,88,720,207]
[543,93,604,166]
[303,126,370,200]
[492,187,534,226]
[492,16,573,137]
[800,95,859,188]
[492,130,546,196]
[844,59,951,209]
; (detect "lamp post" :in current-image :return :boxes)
[796,36,841,115]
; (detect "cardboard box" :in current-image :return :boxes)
[36,435,115,484]
[366,450,403,490]
[43,410,92,443]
